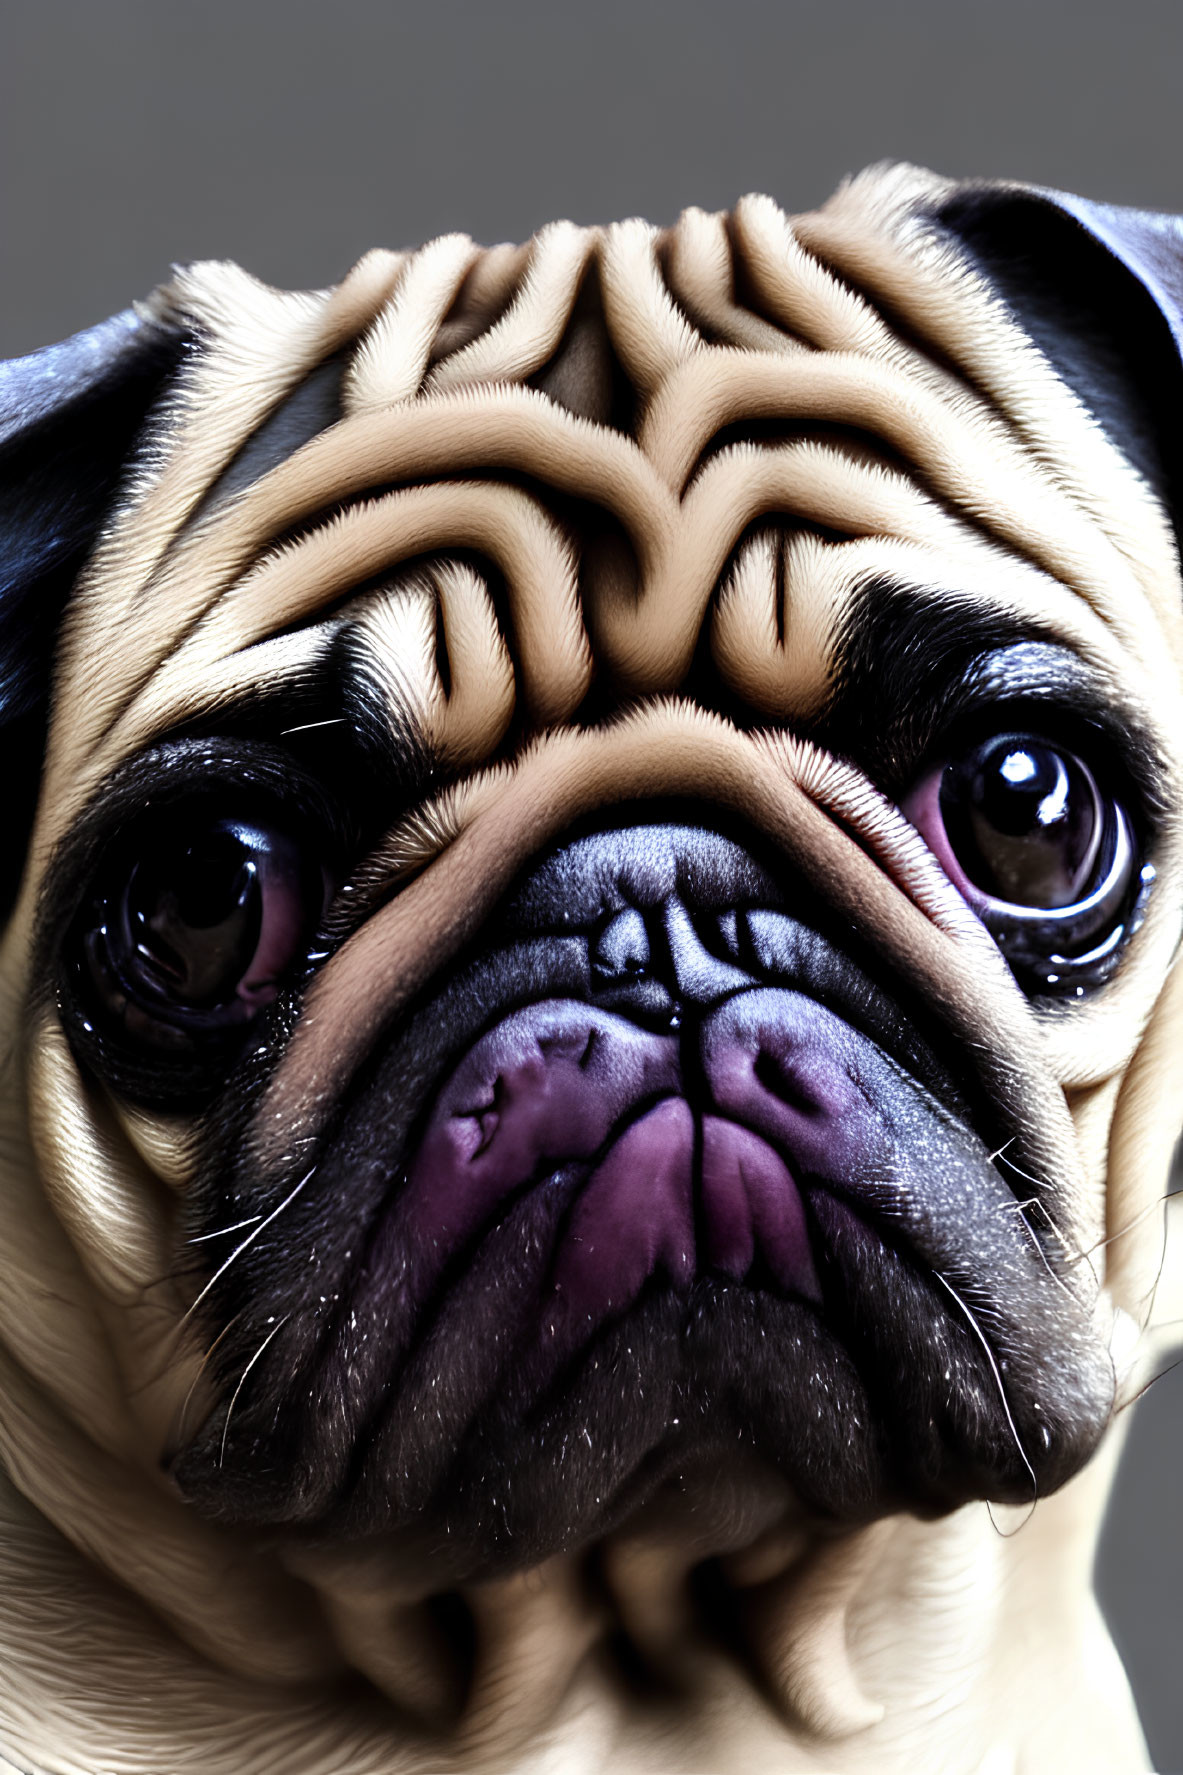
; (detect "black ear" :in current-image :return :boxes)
[936,185,1183,521]
[0,305,186,915]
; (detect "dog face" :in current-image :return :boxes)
[2,164,1183,1739]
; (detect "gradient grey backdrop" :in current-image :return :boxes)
[3,1,1182,1766]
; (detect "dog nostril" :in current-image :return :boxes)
[592,907,650,979]
[753,1045,822,1115]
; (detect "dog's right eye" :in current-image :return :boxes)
[70,808,330,1061]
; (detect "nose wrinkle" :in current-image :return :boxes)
[591,906,650,979]
[588,892,756,1023]
[660,898,756,1004]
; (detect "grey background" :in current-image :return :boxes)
[3,0,1182,1766]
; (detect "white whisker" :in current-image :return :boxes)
[176,1313,243,1443]
[183,1170,315,1327]
[187,1215,263,1244]
[933,1269,1038,1531]
[219,1315,291,1466]
[995,1196,1079,1299]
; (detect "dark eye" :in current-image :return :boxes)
[75,812,329,1052]
[902,733,1149,996]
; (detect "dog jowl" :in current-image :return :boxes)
[1,165,1182,1774]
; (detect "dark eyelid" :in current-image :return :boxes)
[932,643,1166,827]
[824,597,1164,840]
[825,577,1165,817]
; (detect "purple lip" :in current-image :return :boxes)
[396,992,866,1345]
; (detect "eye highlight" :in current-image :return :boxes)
[902,731,1150,996]
[939,737,1103,907]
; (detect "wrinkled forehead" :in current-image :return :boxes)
[33,166,1183,860]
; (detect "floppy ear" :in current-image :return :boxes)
[0,305,186,914]
[937,184,1183,517]
[1038,192,1183,353]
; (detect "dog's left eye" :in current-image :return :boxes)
[75,812,329,1048]
[902,732,1144,994]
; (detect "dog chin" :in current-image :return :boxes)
[172,820,1114,1575]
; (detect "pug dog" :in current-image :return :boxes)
[1,162,1181,1775]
